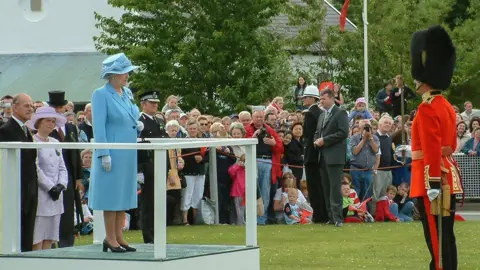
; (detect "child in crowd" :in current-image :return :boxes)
[391,182,414,222]
[283,189,312,224]
[284,189,301,224]
[341,181,373,222]
[341,182,359,219]
[375,185,400,222]
[282,131,292,146]
[348,97,374,121]
[228,154,246,225]
[273,173,308,224]
[343,174,360,206]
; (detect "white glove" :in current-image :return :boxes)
[136,121,144,132]
[384,96,389,101]
[137,173,145,184]
[101,155,112,172]
[427,189,440,202]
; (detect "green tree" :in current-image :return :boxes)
[94,0,293,114]
[294,0,455,109]
[451,0,480,106]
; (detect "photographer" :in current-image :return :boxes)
[265,112,278,129]
[245,110,284,225]
[350,119,380,202]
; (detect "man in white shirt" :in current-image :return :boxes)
[460,101,479,124]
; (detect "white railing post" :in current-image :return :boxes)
[245,144,257,247]
[90,139,106,245]
[0,149,21,254]
[209,147,219,224]
[154,149,167,259]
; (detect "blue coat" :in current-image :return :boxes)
[89,83,140,211]
[461,138,480,156]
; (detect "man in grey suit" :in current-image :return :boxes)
[313,89,349,227]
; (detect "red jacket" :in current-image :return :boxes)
[228,164,245,198]
[375,196,397,222]
[245,123,284,184]
[410,92,463,197]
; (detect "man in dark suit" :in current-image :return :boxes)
[137,91,168,243]
[301,85,329,223]
[78,103,93,142]
[0,93,37,252]
[314,89,349,227]
[391,74,416,117]
[47,91,83,248]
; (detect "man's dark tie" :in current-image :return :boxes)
[58,128,65,142]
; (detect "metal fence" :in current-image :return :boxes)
[454,153,480,199]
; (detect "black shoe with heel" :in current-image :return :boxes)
[120,244,136,252]
[103,240,126,253]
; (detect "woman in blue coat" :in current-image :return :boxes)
[89,53,143,253]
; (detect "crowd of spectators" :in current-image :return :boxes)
[0,75,478,238]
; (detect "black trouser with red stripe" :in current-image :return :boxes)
[417,196,457,270]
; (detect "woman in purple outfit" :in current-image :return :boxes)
[25,107,68,250]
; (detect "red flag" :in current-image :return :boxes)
[339,0,350,31]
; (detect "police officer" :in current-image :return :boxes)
[138,91,167,243]
[302,85,329,223]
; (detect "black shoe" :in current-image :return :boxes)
[335,222,344,227]
[326,220,335,225]
[120,244,137,252]
[103,240,126,253]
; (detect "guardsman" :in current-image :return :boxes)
[409,25,463,270]
[138,91,167,243]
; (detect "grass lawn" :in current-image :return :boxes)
[77,221,480,269]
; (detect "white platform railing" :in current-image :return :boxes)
[0,138,258,259]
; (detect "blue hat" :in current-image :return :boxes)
[101,53,139,79]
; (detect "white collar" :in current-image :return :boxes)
[11,115,25,127]
[377,130,389,137]
[325,105,334,113]
[141,112,154,120]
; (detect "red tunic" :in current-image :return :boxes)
[410,92,463,198]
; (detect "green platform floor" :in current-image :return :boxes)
[2,244,256,261]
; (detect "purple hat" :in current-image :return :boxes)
[355,97,367,105]
[26,107,67,130]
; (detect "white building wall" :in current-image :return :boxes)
[0,0,124,54]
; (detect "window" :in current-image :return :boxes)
[30,0,42,12]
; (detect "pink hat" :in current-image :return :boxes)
[25,107,67,130]
[355,97,367,105]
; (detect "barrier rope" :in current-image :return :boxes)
[158,147,411,171]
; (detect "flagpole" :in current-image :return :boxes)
[363,0,368,107]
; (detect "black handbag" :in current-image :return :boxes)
[180,173,187,189]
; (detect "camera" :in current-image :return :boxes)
[258,127,269,139]
[364,124,371,132]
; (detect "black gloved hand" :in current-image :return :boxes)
[48,188,60,201]
[54,184,66,192]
